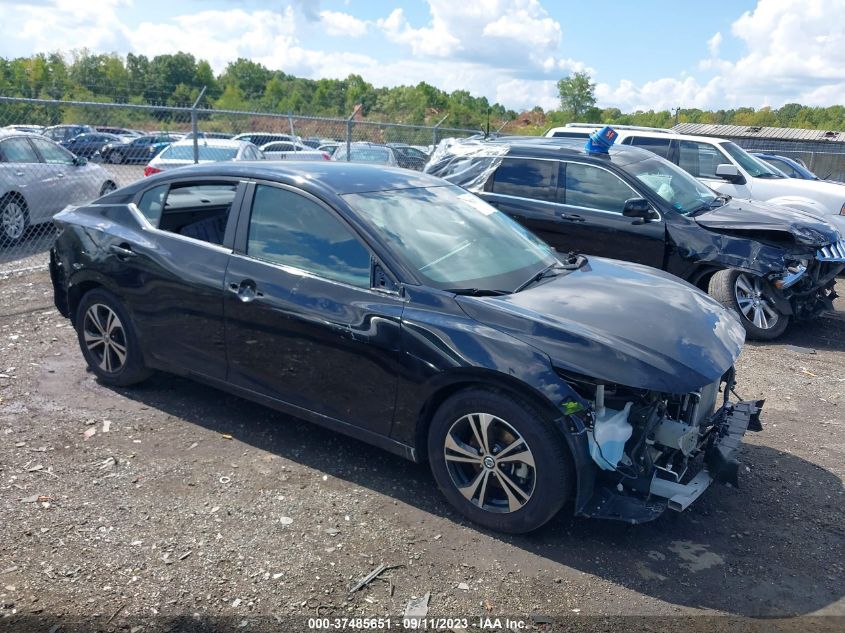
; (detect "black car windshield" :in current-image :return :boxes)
[343,185,558,292]
[625,156,719,215]
[720,142,785,178]
[161,145,238,161]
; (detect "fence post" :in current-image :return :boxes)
[191,86,207,164]
[433,114,448,147]
[346,115,354,162]
[288,114,295,139]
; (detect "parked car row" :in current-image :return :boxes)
[427,128,845,340]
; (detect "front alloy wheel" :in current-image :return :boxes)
[735,273,780,331]
[428,388,573,533]
[708,269,789,340]
[444,413,536,513]
[1,198,28,245]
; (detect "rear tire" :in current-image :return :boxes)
[75,288,151,386]
[0,195,29,246]
[108,151,124,165]
[428,388,573,534]
[709,269,789,340]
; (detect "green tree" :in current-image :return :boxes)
[557,71,596,121]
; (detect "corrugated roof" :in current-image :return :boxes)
[672,123,845,143]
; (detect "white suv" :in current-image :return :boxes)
[615,130,845,218]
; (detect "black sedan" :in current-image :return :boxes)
[50,162,761,532]
[60,132,123,158]
[99,134,181,164]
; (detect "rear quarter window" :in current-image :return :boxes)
[491,158,557,202]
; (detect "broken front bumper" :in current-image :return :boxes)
[577,399,764,524]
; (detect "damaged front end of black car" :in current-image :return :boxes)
[560,368,763,523]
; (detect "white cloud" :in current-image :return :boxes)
[319,10,368,38]
[597,0,845,111]
[707,31,722,57]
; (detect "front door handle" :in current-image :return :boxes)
[228,279,264,303]
[560,213,585,222]
[109,243,136,259]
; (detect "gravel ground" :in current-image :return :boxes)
[0,270,843,633]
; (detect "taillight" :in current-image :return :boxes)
[322,152,331,160]
[143,165,161,177]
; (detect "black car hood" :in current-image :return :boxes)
[694,198,840,247]
[457,257,745,394]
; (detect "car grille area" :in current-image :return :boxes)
[817,239,845,262]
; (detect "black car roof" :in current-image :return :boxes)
[116,161,445,197]
[481,137,654,167]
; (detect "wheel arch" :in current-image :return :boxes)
[0,189,30,211]
[413,368,594,516]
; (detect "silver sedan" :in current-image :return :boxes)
[1,131,116,245]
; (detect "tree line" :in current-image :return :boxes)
[1,53,842,133]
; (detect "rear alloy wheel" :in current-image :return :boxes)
[108,151,124,164]
[709,269,789,340]
[75,289,151,386]
[428,388,573,533]
[0,196,28,246]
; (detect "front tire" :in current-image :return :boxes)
[108,151,124,165]
[75,289,151,386]
[428,388,573,534]
[709,269,789,340]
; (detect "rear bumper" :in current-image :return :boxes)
[577,399,763,524]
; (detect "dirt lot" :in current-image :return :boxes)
[0,269,843,632]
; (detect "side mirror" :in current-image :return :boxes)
[622,197,656,222]
[715,163,743,183]
[73,156,87,166]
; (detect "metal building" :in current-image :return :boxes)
[672,123,845,181]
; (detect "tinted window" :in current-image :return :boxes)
[550,131,590,138]
[30,137,75,164]
[0,138,39,163]
[678,141,727,179]
[628,136,672,159]
[564,163,637,213]
[157,182,238,245]
[247,185,371,287]
[491,158,556,202]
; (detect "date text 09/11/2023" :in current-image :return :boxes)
[306,617,529,630]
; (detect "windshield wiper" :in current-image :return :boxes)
[446,288,511,297]
[689,195,729,216]
[513,253,587,293]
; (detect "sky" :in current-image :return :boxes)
[0,0,844,113]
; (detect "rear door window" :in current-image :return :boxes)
[491,158,557,202]
[154,182,239,245]
[563,162,638,213]
[0,138,39,163]
[627,136,673,160]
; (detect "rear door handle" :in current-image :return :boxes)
[228,279,264,303]
[109,243,136,259]
[14,171,24,177]
[560,213,585,222]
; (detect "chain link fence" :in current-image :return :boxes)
[0,95,481,272]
